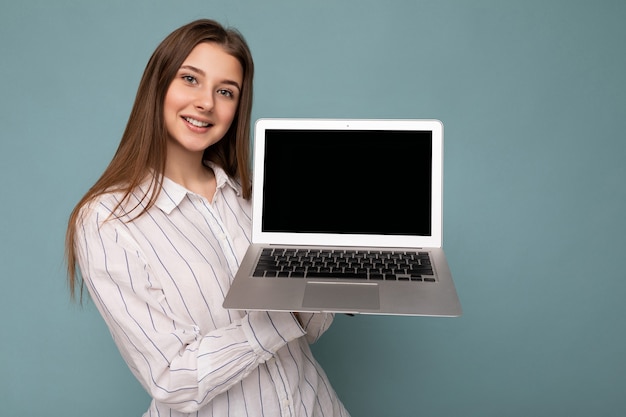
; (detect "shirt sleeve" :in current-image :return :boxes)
[297,312,335,344]
[75,205,306,413]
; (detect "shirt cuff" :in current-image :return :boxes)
[242,311,306,360]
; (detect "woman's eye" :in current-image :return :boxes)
[182,75,198,84]
[218,89,234,98]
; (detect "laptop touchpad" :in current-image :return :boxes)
[302,282,380,311]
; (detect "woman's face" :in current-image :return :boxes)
[163,42,243,159]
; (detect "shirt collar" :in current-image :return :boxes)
[153,163,242,215]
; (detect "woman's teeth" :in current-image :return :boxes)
[184,117,210,127]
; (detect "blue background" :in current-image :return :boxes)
[1,1,625,416]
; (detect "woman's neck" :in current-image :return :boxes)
[164,147,217,201]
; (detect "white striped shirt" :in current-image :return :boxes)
[75,164,350,417]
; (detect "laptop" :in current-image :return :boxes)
[223,118,462,317]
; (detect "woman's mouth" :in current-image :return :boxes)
[183,116,212,128]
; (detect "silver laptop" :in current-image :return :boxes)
[223,118,462,316]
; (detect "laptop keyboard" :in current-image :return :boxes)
[253,248,435,282]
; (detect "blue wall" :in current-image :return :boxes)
[2,1,625,416]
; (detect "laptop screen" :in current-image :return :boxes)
[261,129,433,236]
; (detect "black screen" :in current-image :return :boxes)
[261,129,432,236]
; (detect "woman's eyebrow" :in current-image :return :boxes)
[179,65,241,90]
[221,79,242,91]
[180,64,204,75]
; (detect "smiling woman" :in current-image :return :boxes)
[64,19,350,417]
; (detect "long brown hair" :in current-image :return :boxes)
[65,19,254,300]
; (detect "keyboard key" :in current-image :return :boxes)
[306,271,368,279]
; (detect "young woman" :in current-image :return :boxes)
[66,19,350,417]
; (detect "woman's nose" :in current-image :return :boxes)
[195,90,214,112]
